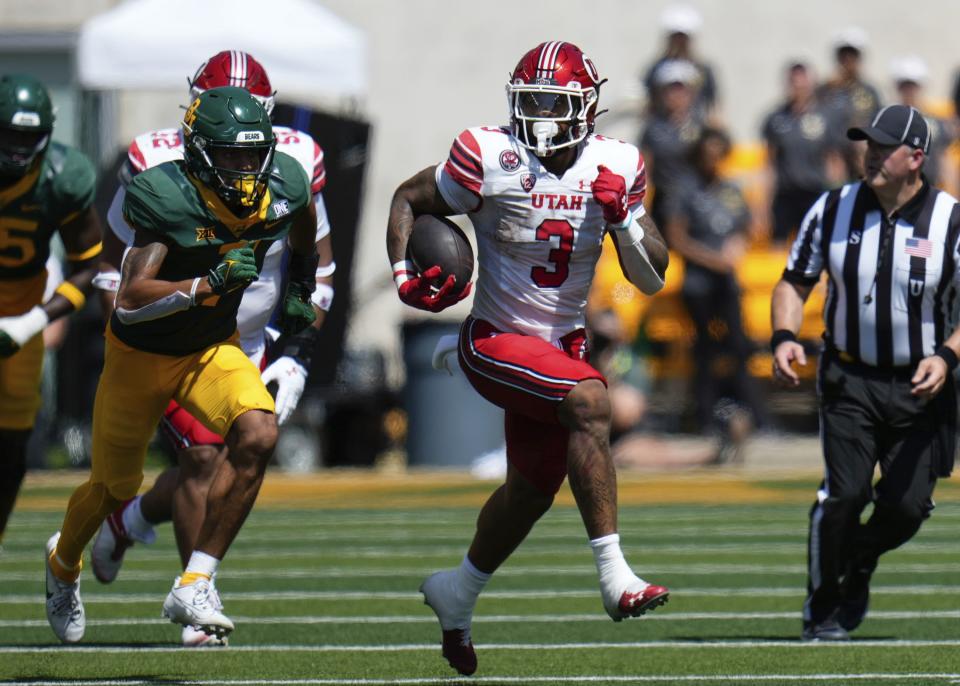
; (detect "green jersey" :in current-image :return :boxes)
[0,142,97,280]
[111,150,310,356]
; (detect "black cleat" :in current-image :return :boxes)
[802,618,850,641]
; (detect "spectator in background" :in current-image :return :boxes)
[817,27,882,180]
[663,128,767,460]
[762,62,845,245]
[642,59,704,229]
[891,55,956,190]
[642,3,718,121]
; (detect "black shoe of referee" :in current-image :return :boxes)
[802,614,850,642]
[838,559,876,631]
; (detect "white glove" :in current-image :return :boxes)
[0,306,49,356]
[431,334,460,376]
[260,356,307,425]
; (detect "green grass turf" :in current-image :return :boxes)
[1,478,960,685]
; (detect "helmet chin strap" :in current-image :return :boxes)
[532,121,559,156]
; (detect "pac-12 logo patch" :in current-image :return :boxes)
[520,173,537,192]
[499,149,521,172]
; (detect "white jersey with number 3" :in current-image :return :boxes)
[436,126,646,342]
[109,125,328,363]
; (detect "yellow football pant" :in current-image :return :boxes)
[0,271,48,430]
[53,326,275,574]
[0,333,44,430]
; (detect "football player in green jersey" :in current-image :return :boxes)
[0,74,102,544]
[45,87,319,643]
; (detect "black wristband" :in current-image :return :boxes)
[770,329,798,354]
[935,345,959,372]
[279,325,320,369]
[288,250,320,289]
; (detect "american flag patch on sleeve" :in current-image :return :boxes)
[904,237,933,258]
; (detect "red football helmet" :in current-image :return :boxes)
[507,41,603,156]
[189,50,275,116]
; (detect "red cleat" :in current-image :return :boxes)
[91,500,135,584]
[440,628,477,676]
[613,584,670,621]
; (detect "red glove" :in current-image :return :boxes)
[395,263,472,313]
[592,164,629,225]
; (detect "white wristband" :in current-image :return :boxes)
[316,261,336,278]
[312,283,334,311]
[1,306,50,346]
[393,260,415,288]
[189,277,201,306]
[92,270,122,293]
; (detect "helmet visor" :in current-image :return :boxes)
[206,142,274,209]
[516,91,573,120]
[0,127,49,171]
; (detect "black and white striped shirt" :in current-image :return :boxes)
[784,179,960,367]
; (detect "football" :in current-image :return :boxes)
[406,214,474,295]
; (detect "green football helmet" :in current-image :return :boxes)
[182,86,276,212]
[0,74,54,178]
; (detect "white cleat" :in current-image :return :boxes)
[180,579,228,646]
[182,624,229,647]
[162,576,234,639]
[90,501,136,584]
[45,532,85,643]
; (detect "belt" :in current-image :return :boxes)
[828,348,914,377]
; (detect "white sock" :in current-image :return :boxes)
[121,496,157,544]
[183,551,220,580]
[456,555,492,606]
[590,533,645,603]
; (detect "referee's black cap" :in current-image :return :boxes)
[848,104,930,154]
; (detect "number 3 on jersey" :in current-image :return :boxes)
[531,219,573,288]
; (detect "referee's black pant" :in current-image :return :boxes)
[803,350,956,625]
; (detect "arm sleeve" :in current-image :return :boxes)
[314,193,331,241]
[782,191,828,285]
[311,141,327,194]
[435,129,484,214]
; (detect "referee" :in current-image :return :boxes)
[770,104,960,641]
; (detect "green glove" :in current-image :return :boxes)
[0,331,20,358]
[208,247,259,295]
[278,281,316,336]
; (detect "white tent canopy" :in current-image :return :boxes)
[77,0,366,101]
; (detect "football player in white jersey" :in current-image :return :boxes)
[89,51,335,646]
[387,41,671,675]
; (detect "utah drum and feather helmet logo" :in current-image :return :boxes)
[499,149,521,172]
[520,173,537,192]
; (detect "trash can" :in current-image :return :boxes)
[402,320,504,467]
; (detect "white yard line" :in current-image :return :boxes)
[3,610,960,626]
[5,563,960,578]
[3,584,960,603]
[3,640,960,653]
[5,676,960,686]
[2,542,957,562]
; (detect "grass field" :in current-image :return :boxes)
[2,470,960,685]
